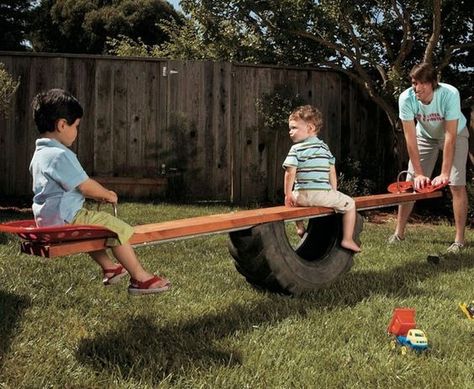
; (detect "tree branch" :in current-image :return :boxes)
[438,42,474,74]
[392,0,413,69]
[423,0,441,64]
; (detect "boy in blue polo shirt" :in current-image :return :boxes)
[30,88,170,295]
[283,105,361,252]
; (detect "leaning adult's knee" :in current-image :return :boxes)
[449,185,467,195]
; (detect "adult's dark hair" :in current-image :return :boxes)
[32,89,83,133]
[409,63,439,89]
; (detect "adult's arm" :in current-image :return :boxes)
[78,178,118,204]
[432,119,458,186]
[401,120,431,189]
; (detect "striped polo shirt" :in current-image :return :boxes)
[282,136,335,191]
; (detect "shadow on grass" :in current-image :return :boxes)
[76,295,314,384]
[75,252,474,384]
[333,250,474,303]
[0,291,31,373]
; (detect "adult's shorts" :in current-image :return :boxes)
[407,127,469,186]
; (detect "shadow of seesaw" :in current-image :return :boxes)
[75,251,474,384]
[0,291,31,373]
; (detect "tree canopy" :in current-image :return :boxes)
[27,0,183,54]
[177,0,472,128]
[0,0,32,51]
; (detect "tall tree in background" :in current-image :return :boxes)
[0,0,32,51]
[177,0,473,164]
[29,0,183,54]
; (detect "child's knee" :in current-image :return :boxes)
[339,196,355,212]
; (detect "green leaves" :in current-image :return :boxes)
[0,0,32,51]
[256,85,305,132]
[29,0,184,54]
[0,63,20,119]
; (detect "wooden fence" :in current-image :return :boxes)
[0,52,390,204]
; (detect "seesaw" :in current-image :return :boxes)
[0,188,443,295]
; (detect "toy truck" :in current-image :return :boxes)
[459,301,474,320]
[387,308,429,353]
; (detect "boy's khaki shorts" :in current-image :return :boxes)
[70,208,134,246]
[408,127,469,186]
[294,189,355,213]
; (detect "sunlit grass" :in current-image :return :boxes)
[1,202,474,388]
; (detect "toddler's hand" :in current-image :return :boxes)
[285,195,296,207]
[105,190,118,204]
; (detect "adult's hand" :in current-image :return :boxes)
[431,173,450,186]
[413,174,431,190]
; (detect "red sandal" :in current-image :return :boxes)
[102,265,128,286]
[128,275,171,295]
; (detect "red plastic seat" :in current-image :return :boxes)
[0,220,116,243]
[387,181,448,194]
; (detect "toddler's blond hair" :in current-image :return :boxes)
[289,105,323,134]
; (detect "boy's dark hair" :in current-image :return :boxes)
[32,88,83,133]
[409,63,439,89]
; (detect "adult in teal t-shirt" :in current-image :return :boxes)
[389,62,469,253]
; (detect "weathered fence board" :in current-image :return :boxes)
[0,52,390,204]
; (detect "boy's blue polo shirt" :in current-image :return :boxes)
[30,138,89,226]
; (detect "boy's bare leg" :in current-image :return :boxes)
[341,208,361,252]
[89,245,168,288]
[111,243,168,287]
[295,220,306,237]
[393,202,415,239]
[89,249,122,279]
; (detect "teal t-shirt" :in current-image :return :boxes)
[282,136,335,191]
[30,138,89,226]
[399,82,467,140]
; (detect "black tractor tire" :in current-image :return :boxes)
[228,227,287,293]
[228,213,363,295]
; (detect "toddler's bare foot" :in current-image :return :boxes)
[296,227,306,238]
[341,239,361,253]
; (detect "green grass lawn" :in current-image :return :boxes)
[1,202,474,388]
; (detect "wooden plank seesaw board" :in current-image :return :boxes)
[20,191,441,258]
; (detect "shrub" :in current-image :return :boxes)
[0,63,20,118]
[337,157,376,197]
